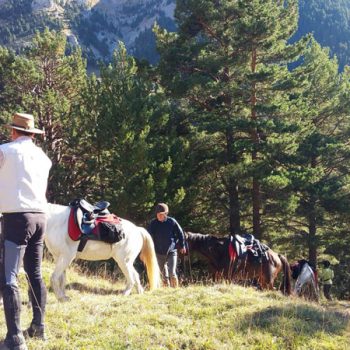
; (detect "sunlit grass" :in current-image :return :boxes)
[1,260,349,350]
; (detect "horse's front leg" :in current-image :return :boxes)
[51,254,75,301]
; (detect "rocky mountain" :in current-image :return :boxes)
[1,0,350,68]
[0,0,176,64]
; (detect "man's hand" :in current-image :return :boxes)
[179,247,186,255]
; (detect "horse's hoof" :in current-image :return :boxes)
[122,290,132,296]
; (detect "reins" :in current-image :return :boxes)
[182,234,193,282]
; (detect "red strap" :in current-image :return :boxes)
[229,241,237,261]
[68,208,82,241]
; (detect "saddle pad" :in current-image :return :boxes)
[68,208,82,241]
[94,214,121,225]
[68,209,122,241]
[229,241,238,261]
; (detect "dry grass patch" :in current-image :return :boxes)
[0,260,349,350]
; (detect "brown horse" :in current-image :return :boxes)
[185,232,292,295]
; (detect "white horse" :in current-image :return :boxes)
[45,203,160,301]
[293,262,319,302]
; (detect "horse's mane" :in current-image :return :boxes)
[185,231,228,276]
[185,231,227,242]
[186,231,211,241]
[185,232,227,253]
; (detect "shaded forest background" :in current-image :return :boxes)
[0,0,349,299]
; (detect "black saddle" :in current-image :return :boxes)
[231,233,269,263]
[69,198,125,252]
[69,198,111,235]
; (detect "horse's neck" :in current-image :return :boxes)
[47,204,70,231]
[189,235,212,256]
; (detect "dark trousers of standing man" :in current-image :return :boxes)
[323,284,332,300]
[0,213,47,348]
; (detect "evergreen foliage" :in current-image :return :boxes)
[156,0,309,239]
[0,0,350,297]
[296,0,350,69]
[0,29,87,202]
[285,40,350,267]
[0,0,62,48]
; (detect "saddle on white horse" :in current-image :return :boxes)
[68,199,125,252]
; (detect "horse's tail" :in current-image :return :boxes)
[279,254,292,295]
[139,228,161,291]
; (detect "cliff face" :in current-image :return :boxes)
[31,0,97,12]
[25,0,176,63]
[1,1,350,68]
[89,0,176,53]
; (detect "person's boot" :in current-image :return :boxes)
[2,285,26,349]
[170,276,179,288]
[0,336,27,350]
[0,341,28,350]
[23,323,46,341]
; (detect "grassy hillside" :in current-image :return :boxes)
[1,260,349,350]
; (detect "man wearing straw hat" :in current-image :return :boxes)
[0,113,52,350]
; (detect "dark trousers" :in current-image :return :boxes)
[323,284,332,300]
[0,212,47,346]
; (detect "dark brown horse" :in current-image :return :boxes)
[185,232,292,295]
[183,232,228,281]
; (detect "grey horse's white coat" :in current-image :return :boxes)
[45,204,160,300]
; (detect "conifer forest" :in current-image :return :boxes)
[0,0,349,299]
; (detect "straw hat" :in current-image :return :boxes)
[5,113,44,134]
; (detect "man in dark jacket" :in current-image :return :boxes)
[148,203,186,287]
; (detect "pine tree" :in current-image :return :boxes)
[78,44,177,223]
[156,0,307,237]
[0,29,87,202]
[289,39,350,266]
[231,0,308,238]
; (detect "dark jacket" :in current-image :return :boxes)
[148,216,185,255]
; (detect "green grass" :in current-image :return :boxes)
[1,260,349,350]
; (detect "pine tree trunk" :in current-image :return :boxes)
[308,213,317,267]
[252,176,261,239]
[251,48,261,239]
[308,156,318,266]
[229,181,241,235]
[226,128,241,235]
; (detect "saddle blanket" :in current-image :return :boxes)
[68,208,124,244]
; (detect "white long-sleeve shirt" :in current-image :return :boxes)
[0,136,52,213]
